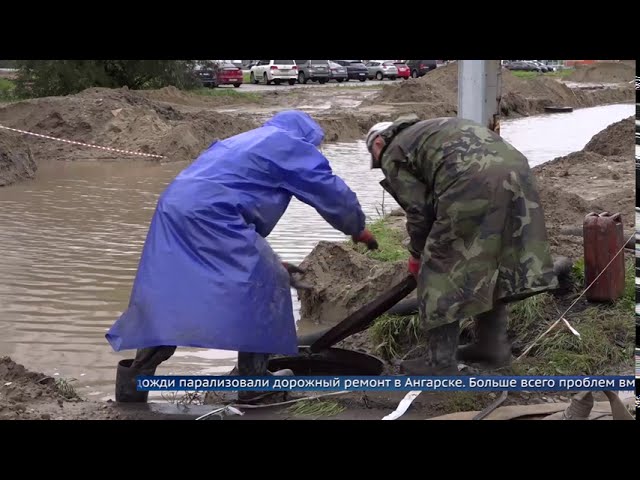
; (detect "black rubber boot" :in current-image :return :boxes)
[456,304,512,368]
[115,359,156,403]
[115,346,176,403]
[400,321,460,375]
[235,352,293,404]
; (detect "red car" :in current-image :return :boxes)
[394,62,411,79]
[196,61,243,88]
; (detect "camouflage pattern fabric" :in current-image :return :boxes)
[378,115,558,330]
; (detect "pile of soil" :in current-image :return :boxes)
[583,116,635,157]
[297,241,407,326]
[568,62,635,83]
[0,131,37,186]
[529,117,634,259]
[365,63,634,118]
[0,87,258,163]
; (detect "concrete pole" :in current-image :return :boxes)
[457,60,502,135]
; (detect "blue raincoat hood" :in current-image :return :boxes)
[262,110,324,146]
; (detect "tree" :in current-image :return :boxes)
[13,60,202,97]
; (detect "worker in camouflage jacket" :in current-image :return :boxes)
[365,115,558,375]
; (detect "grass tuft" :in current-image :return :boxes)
[55,378,82,401]
[370,314,422,359]
[288,399,345,417]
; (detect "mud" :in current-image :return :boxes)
[0,130,36,186]
[364,63,634,118]
[0,87,258,164]
[0,356,115,420]
[297,241,408,327]
[568,62,635,83]
[533,116,635,259]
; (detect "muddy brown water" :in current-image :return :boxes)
[0,104,633,401]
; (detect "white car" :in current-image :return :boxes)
[366,60,398,80]
[249,60,298,85]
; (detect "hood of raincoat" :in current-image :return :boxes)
[262,110,324,146]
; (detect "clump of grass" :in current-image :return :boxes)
[55,378,81,401]
[370,314,422,359]
[288,399,345,417]
[351,217,407,262]
[508,293,554,340]
[441,392,487,412]
[571,257,585,285]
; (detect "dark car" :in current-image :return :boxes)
[335,60,368,82]
[195,61,243,88]
[504,61,538,72]
[406,60,437,78]
[294,60,331,84]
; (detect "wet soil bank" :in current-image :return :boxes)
[0,62,634,186]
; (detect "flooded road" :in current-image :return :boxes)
[0,104,633,400]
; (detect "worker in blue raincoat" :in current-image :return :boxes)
[108,110,379,403]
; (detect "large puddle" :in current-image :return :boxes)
[0,104,633,400]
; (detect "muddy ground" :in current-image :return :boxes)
[0,61,634,186]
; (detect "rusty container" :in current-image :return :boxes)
[583,212,625,302]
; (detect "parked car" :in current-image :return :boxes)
[328,61,348,82]
[334,60,368,82]
[405,60,437,78]
[394,61,410,79]
[195,61,243,88]
[366,60,398,80]
[294,60,331,84]
[249,60,298,85]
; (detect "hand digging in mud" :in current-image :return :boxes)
[282,262,312,291]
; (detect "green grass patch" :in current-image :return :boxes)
[370,314,422,359]
[288,399,345,417]
[0,78,17,101]
[350,216,407,262]
[511,69,573,79]
[193,87,262,102]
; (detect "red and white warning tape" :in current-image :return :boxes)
[0,123,165,159]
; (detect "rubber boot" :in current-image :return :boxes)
[115,346,176,403]
[236,352,293,404]
[400,321,460,376]
[115,359,156,403]
[456,304,511,368]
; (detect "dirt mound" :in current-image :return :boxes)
[366,63,634,118]
[0,130,37,186]
[0,87,258,163]
[532,118,635,258]
[583,116,634,157]
[0,356,66,419]
[297,241,408,327]
[568,62,635,83]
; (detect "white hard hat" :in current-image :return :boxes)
[365,122,393,152]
